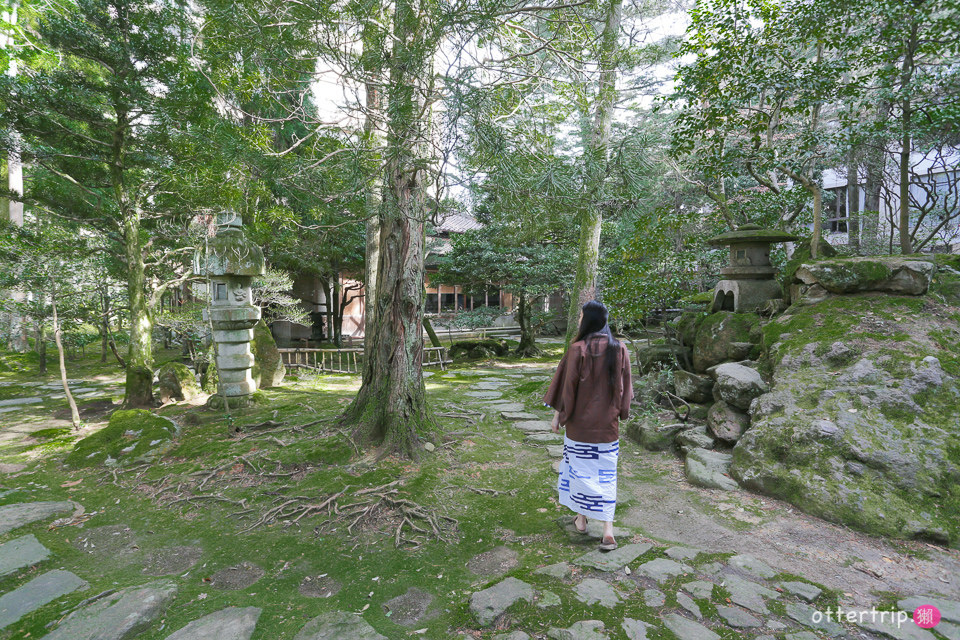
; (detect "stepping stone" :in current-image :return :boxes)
[622,619,654,640]
[728,554,776,579]
[525,432,562,443]
[665,546,701,561]
[682,580,715,599]
[501,411,539,421]
[636,558,693,583]
[487,403,526,412]
[475,382,510,390]
[716,605,762,628]
[684,448,738,490]
[0,397,43,407]
[45,579,177,640]
[721,575,779,615]
[0,463,26,473]
[166,606,261,640]
[210,561,264,590]
[574,578,620,608]
[779,581,822,602]
[898,596,960,624]
[855,614,937,640]
[73,524,141,564]
[537,590,561,608]
[468,546,519,577]
[465,391,502,399]
[0,501,74,535]
[785,602,848,637]
[382,587,436,627]
[573,543,652,572]
[677,592,702,619]
[547,445,563,458]
[0,569,87,629]
[294,611,386,639]
[298,575,341,598]
[662,613,719,640]
[514,420,553,433]
[643,589,665,607]
[142,545,202,576]
[548,620,607,640]
[936,622,960,640]
[494,632,530,640]
[0,534,49,577]
[534,562,572,580]
[786,633,821,640]
[470,577,534,626]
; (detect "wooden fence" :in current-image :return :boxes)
[278,346,452,374]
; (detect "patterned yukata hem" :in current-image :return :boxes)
[557,435,618,522]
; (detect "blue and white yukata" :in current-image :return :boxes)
[558,436,619,521]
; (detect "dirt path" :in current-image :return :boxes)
[620,451,960,609]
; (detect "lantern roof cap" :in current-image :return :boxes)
[707,224,799,247]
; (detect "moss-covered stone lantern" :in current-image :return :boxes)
[706,223,798,313]
[199,212,266,402]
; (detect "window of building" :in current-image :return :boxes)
[214,282,227,301]
[825,186,848,233]
[425,293,438,312]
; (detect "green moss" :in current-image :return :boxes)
[66,409,179,467]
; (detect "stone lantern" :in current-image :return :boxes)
[199,213,266,403]
[706,223,798,313]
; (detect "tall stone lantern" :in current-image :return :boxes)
[707,223,798,313]
[199,213,266,403]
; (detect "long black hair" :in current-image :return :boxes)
[574,300,620,390]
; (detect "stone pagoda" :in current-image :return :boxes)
[199,213,266,404]
[707,223,798,313]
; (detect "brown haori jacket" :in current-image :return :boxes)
[543,335,633,444]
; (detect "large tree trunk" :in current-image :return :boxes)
[123,208,154,407]
[862,136,884,255]
[565,0,621,346]
[515,293,541,357]
[342,0,435,458]
[36,322,47,374]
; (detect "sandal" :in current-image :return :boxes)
[572,515,588,534]
[599,537,618,552]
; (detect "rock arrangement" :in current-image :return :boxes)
[630,254,960,546]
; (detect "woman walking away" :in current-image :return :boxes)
[544,300,633,551]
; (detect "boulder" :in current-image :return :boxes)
[625,419,685,451]
[676,426,715,451]
[635,343,690,373]
[731,292,960,545]
[692,312,761,372]
[794,257,936,296]
[712,363,768,410]
[685,448,738,490]
[707,400,750,443]
[450,339,509,361]
[156,362,199,403]
[673,370,714,403]
[670,311,705,347]
[251,320,284,388]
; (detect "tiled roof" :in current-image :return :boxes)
[435,212,482,234]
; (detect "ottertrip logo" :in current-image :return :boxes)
[810,605,942,629]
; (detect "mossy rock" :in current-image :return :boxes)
[200,347,218,394]
[670,311,706,348]
[156,361,199,403]
[66,409,179,468]
[252,320,284,389]
[450,339,508,361]
[781,236,838,290]
[692,312,761,372]
[930,263,960,306]
[794,257,935,296]
[635,343,690,374]
[732,293,960,546]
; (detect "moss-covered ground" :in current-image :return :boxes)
[2,342,959,639]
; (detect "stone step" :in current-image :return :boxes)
[44,580,178,640]
[525,433,562,444]
[0,534,50,577]
[0,569,88,629]
[513,420,553,433]
[500,411,540,421]
[165,606,261,640]
[573,543,652,572]
[293,611,386,639]
[0,502,75,535]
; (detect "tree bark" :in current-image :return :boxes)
[342,0,435,458]
[515,293,541,357]
[362,4,386,347]
[36,322,47,374]
[899,20,918,255]
[847,146,860,252]
[51,294,80,429]
[565,0,621,346]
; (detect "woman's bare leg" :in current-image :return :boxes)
[574,513,587,531]
[602,520,614,542]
